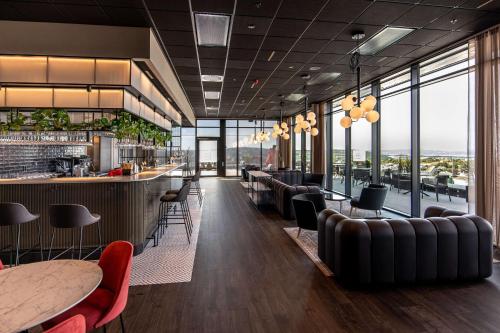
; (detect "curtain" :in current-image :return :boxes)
[475,26,500,244]
[311,102,326,174]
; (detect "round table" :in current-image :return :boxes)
[0,260,102,333]
[321,191,348,213]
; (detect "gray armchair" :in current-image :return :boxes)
[350,184,388,217]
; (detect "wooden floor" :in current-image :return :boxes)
[111,178,500,333]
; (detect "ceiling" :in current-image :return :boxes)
[1,0,499,120]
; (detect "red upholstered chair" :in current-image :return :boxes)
[0,259,3,270]
[44,315,85,333]
[42,241,133,332]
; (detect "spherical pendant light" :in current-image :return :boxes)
[310,128,319,136]
[341,95,355,111]
[365,110,380,123]
[340,116,352,128]
[350,106,363,120]
[283,133,290,140]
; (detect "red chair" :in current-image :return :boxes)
[0,259,3,270]
[42,241,133,332]
[44,315,85,333]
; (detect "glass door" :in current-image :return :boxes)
[197,138,220,176]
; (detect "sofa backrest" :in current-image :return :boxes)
[269,170,303,186]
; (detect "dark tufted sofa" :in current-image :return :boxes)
[268,170,320,220]
[317,205,493,285]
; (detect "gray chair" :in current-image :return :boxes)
[302,173,325,187]
[48,204,102,260]
[292,193,326,238]
[350,184,388,217]
[0,202,42,266]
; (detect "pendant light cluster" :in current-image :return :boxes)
[251,130,270,144]
[339,94,379,128]
[272,100,290,140]
[294,112,319,136]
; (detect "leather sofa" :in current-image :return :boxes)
[269,170,320,220]
[317,205,493,285]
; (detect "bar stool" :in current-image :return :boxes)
[156,181,192,246]
[0,202,43,266]
[167,170,203,207]
[48,204,102,260]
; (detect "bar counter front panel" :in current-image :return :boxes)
[0,165,184,255]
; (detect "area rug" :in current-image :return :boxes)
[130,190,205,285]
[284,227,333,277]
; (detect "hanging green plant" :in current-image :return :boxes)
[8,111,26,131]
[31,108,70,131]
[92,117,112,131]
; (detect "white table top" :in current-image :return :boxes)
[0,260,103,333]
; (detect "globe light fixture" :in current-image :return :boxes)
[272,100,290,140]
[339,46,380,128]
[294,87,320,137]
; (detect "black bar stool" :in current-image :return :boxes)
[48,204,102,260]
[167,170,203,207]
[0,202,42,266]
[155,181,192,246]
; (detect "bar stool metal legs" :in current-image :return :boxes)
[47,204,102,261]
[155,182,193,245]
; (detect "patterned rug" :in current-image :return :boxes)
[130,190,204,285]
[284,227,333,277]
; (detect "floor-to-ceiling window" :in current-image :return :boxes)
[324,43,474,217]
[419,45,470,215]
[380,70,412,215]
[226,120,238,176]
[181,127,196,173]
[330,98,345,194]
[294,128,302,170]
[350,85,372,198]
[261,120,278,170]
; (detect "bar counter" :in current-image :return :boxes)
[0,164,184,255]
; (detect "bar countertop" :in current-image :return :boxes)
[0,163,184,185]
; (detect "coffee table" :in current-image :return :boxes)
[321,190,348,213]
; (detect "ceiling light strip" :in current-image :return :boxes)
[188,0,209,116]
[217,0,238,118]
[227,0,285,116]
[240,0,332,117]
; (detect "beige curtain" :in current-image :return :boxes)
[475,26,500,244]
[311,102,326,174]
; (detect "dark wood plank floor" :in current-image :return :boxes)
[110,178,500,333]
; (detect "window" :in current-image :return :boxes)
[350,85,372,198]
[380,70,412,214]
[420,72,470,215]
[226,127,238,176]
[331,97,346,194]
[181,127,196,173]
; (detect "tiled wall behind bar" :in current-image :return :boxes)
[0,145,87,177]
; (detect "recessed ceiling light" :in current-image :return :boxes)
[377,57,388,63]
[324,85,334,91]
[259,97,264,100]
[247,24,256,30]
[286,93,305,102]
[356,27,415,56]
[194,13,230,47]
[450,18,458,24]
[201,74,224,82]
[206,106,219,111]
[204,91,220,99]
[288,65,295,69]
[309,66,321,71]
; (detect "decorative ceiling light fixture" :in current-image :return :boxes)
[272,100,290,140]
[340,32,380,129]
[250,120,270,144]
[294,86,319,137]
[201,74,224,82]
